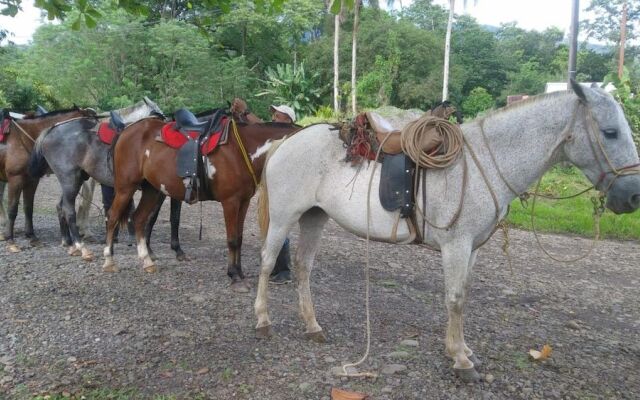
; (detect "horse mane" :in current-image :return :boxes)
[480,90,572,120]
[28,106,84,119]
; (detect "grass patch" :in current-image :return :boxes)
[507,167,640,240]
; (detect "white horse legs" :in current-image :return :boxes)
[295,208,328,342]
[442,241,480,382]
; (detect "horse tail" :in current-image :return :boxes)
[257,137,287,239]
[27,129,51,179]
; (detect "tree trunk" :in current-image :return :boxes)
[442,0,454,102]
[618,0,628,79]
[351,1,360,115]
[334,12,340,113]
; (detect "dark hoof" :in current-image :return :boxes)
[230,280,250,293]
[29,238,41,247]
[255,325,272,339]
[468,353,482,368]
[304,330,327,343]
[455,367,481,383]
[176,252,190,262]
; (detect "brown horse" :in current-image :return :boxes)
[0,107,97,251]
[103,112,299,292]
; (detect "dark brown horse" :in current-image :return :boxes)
[0,107,97,251]
[103,112,299,292]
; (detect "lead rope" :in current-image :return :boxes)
[231,119,259,189]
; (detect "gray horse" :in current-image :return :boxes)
[28,98,186,261]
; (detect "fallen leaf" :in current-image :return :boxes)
[529,344,553,361]
[160,371,174,378]
[331,387,369,400]
[196,367,209,375]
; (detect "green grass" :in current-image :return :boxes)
[507,166,640,240]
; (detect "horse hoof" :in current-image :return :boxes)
[468,354,482,368]
[81,251,94,262]
[255,325,272,339]
[68,246,82,256]
[7,243,21,253]
[455,367,481,383]
[103,262,119,273]
[143,263,157,273]
[29,238,41,247]
[230,280,250,293]
[176,253,191,262]
[305,330,327,343]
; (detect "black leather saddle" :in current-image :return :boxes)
[379,153,415,218]
[174,108,228,203]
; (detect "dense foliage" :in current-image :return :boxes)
[0,0,633,124]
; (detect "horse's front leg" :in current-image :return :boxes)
[22,178,40,246]
[4,176,24,252]
[169,198,187,261]
[441,240,480,383]
[0,181,7,237]
[221,198,250,293]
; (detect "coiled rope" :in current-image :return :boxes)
[400,115,464,169]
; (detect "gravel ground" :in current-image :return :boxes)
[1,176,639,399]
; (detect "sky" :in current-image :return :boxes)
[1,0,592,45]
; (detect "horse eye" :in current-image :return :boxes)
[602,129,618,139]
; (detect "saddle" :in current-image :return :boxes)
[339,111,450,221]
[159,108,230,203]
[97,111,126,145]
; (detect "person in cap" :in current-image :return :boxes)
[230,98,296,284]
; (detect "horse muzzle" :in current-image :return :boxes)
[605,174,640,214]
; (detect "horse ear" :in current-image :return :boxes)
[570,79,588,103]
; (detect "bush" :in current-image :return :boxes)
[461,87,494,118]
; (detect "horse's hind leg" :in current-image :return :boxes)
[295,207,329,343]
[133,184,163,273]
[255,213,300,338]
[56,196,73,248]
[441,240,480,383]
[59,180,94,261]
[103,185,137,272]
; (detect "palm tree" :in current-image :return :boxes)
[442,0,476,101]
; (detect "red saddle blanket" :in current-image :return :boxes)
[97,122,117,145]
[160,116,227,155]
[0,118,10,143]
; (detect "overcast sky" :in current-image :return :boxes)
[0,0,593,45]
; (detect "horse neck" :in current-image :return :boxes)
[472,92,575,196]
[240,124,296,170]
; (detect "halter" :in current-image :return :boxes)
[578,103,640,193]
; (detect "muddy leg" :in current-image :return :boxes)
[442,240,480,383]
[296,208,329,342]
[77,178,96,239]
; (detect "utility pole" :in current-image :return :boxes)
[568,0,579,87]
[618,0,628,79]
